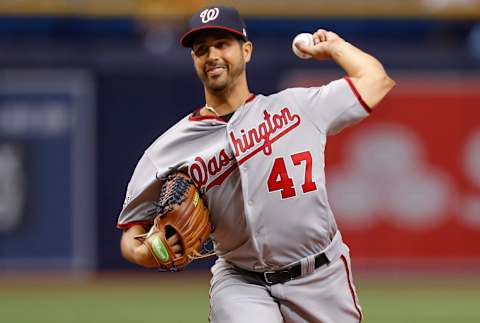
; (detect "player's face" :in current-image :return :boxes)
[191,30,252,93]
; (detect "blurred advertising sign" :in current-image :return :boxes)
[0,0,479,18]
[0,70,96,273]
[282,72,480,268]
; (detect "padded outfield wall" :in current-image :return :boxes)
[0,15,478,273]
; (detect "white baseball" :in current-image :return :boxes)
[292,33,313,59]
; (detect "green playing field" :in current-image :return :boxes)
[1,273,479,323]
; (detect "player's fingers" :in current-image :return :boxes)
[326,31,340,41]
[295,42,314,54]
[298,41,331,58]
[313,29,328,42]
[171,243,182,253]
[167,233,180,245]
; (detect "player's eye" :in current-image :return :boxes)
[216,41,227,49]
[193,46,208,57]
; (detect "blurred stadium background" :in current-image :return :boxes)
[0,0,479,322]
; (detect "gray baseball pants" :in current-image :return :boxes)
[209,231,363,323]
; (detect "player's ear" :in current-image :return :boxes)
[191,49,195,60]
[243,41,253,63]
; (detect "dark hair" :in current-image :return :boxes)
[190,29,247,49]
[234,35,246,46]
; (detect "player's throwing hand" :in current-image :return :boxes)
[295,29,342,60]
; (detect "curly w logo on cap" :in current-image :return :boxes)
[200,8,220,23]
[180,5,248,48]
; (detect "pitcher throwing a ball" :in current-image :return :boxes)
[118,5,395,323]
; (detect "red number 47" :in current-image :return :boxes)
[267,150,318,199]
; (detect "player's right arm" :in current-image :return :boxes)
[295,29,395,109]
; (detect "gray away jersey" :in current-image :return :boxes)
[117,77,370,271]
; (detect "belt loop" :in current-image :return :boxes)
[300,255,316,276]
[300,257,308,276]
[307,254,316,274]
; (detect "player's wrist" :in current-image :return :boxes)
[133,244,158,268]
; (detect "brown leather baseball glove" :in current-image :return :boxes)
[135,171,213,271]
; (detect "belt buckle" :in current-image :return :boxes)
[263,271,276,285]
[263,269,291,285]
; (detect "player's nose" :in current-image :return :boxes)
[206,46,222,60]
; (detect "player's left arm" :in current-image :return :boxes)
[295,29,395,109]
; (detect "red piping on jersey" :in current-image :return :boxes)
[343,77,372,114]
[188,93,257,122]
[116,220,152,230]
[189,110,227,123]
[340,255,363,322]
[244,93,256,103]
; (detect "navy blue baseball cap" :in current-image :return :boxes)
[180,6,248,48]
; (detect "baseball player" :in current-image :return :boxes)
[118,5,394,323]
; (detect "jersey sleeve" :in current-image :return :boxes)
[117,153,161,229]
[292,77,372,135]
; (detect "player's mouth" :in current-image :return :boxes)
[205,65,227,77]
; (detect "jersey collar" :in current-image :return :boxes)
[188,93,257,123]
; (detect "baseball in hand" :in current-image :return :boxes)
[292,33,313,59]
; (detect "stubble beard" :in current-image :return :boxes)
[201,62,245,94]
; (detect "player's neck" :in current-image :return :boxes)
[203,81,251,116]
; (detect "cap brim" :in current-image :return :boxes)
[180,26,247,48]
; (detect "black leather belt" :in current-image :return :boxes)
[237,253,330,285]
